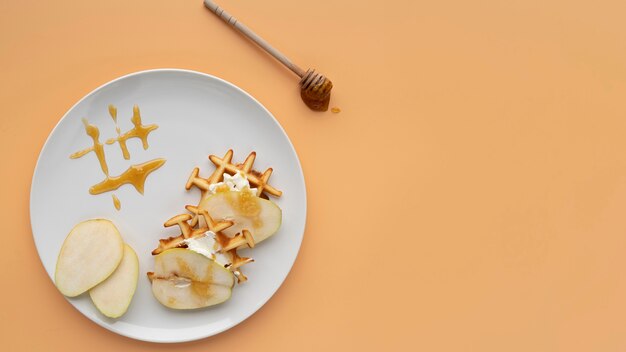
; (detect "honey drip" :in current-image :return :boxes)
[108,104,123,144]
[176,257,214,302]
[106,105,158,160]
[70,119,109,176]
[112,194,121,210]
[224,188,263,228]
[108,104,118,124]
[90,158,166,195]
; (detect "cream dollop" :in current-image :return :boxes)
[182,231,231,267]
[208,171,257,195]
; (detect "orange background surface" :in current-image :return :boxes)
[3,0,626,350]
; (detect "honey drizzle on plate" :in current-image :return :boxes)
[106,105,158,160]
[70,105,165,207]
[112,194,121,210]
[108,104,127,156]
[108,104,118,124]
[90,158,166,195]
[70,118,109,176]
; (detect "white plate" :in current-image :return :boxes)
[30,69,306,343]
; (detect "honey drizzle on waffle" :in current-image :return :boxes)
[155,150,281,283]
[151,213,230,255]
[152,209,255,282]
[186,206,256,251]
[188,206,255,282]
[209,150,282,197]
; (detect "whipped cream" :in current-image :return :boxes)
[183,231,231,267]
[208,171,257,195]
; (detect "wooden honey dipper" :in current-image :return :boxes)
[204,0,333,111]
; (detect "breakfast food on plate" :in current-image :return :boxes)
[89,244,139,318]
[192,150,283,243]
[148,150,283,309]
[151,209,254,282]
[203,150,283,198]
[149,249,235,309]
[55,219,124,297]
[55,219,138,318]
[199,191,282,243]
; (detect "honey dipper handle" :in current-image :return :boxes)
[204,0,306,78]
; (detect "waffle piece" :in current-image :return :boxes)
[153,208,254,281]
[208,150,282,198]
[226,247,255,270]
[227,249,254,283]
[151,214,213,255]
[186,204,232,229]
[190,207,256,250]
[195,208,255,283]
[185,167,211,194]
[218,229,255,252]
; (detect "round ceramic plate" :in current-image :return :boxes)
[30,69,306,343]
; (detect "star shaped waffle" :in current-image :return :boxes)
[151,150,281,284]
[153,207,255,283]
[186,205,256,250]
[151,213,213,255]
[185,150,282,198]
[227,248,254,283]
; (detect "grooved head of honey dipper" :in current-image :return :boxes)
[300,71,333,111]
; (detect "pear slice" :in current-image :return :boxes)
[55,219,124,297]
[198,190,282,244]
[89,244,139,318]
[150,248,234,309]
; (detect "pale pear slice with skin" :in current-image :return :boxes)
[55,219,124,297]
[198,190,282,244]
[89,244,139,318]
[150,248,234,309]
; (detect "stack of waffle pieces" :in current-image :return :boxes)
[149,150,282,283]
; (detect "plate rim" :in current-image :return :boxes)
[29,68,307,343]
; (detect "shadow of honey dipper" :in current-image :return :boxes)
[204,0,333,111]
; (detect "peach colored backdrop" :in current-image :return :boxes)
[3,0,626,350]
